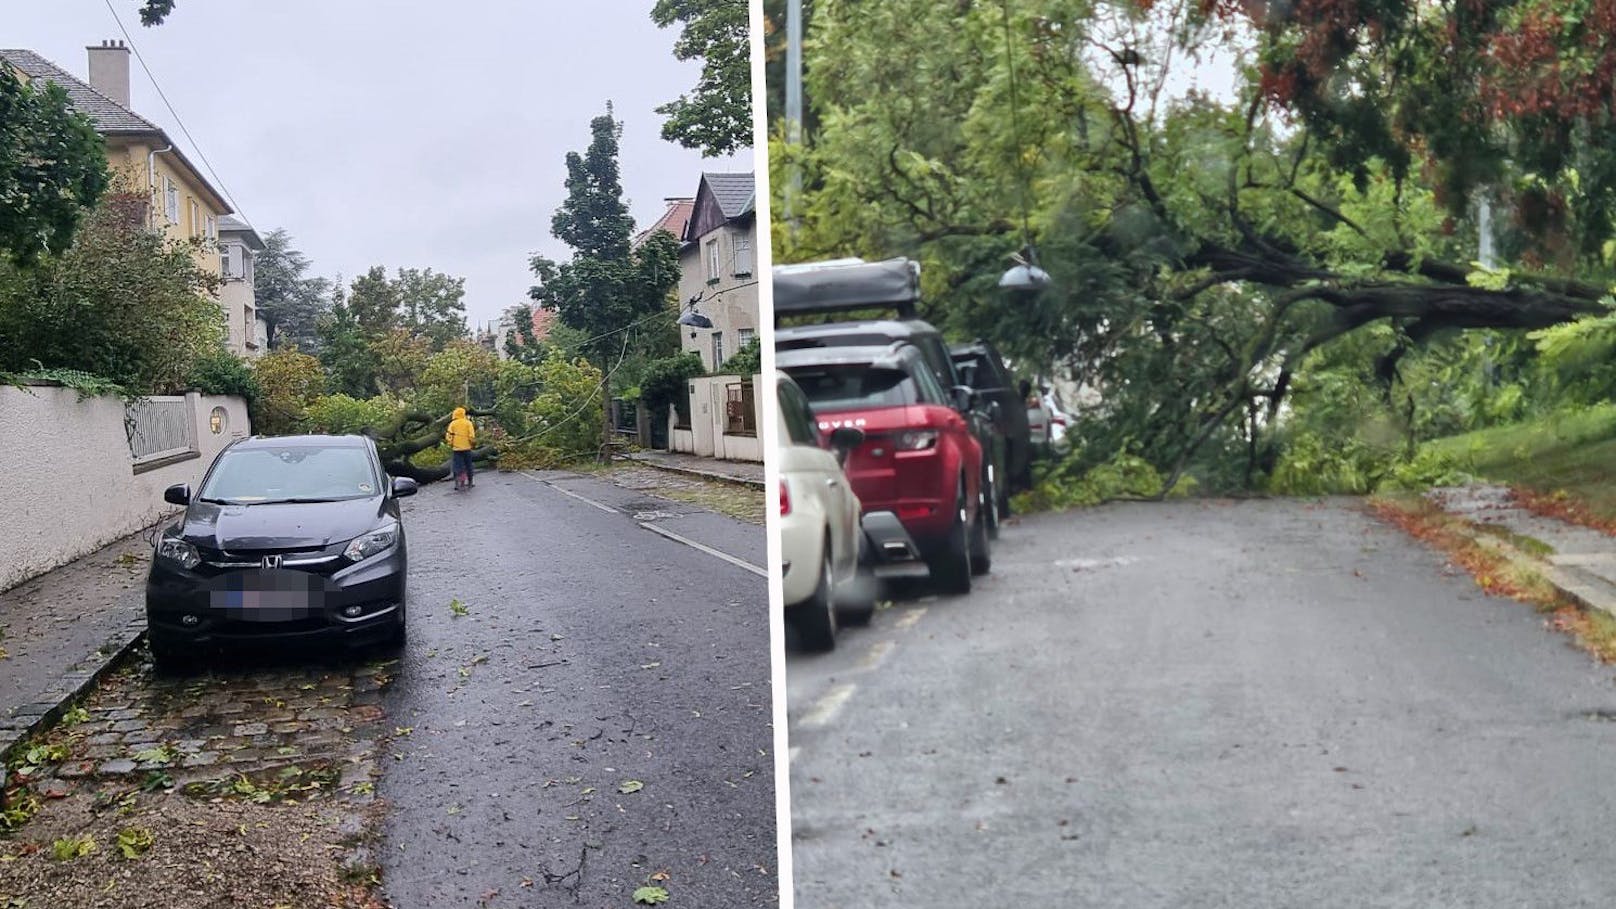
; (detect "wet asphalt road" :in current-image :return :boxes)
[786,498,1616,908]
[379,469,774,908]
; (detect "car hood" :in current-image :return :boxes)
[179,498,390,552]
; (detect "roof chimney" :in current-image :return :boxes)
[86,39,131,108]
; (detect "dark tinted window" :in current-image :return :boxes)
[777,380,821,445]
[786,364,920,411]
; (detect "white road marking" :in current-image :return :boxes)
[520,472,618,514]
[893,607,928,631]
[798,683,857,729]
[638,522,767,578]
[860,639,895,670]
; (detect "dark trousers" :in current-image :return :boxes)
[452,449,475,483]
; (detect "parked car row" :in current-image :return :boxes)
[773,257,1050,651]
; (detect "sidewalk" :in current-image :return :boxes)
[1427,484,1616,615]
[0,524,154,757]
[622,450,764,488]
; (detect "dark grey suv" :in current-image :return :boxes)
[145,434,416,668]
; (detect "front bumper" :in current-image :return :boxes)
[146,546,405,651]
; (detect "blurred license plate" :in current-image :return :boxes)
[211,570,327,619]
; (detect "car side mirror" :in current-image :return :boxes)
[828,426,865,466]
[950,385,976,412]
[987,399,1002,422]
[392,477,419,498]
[1018,378,1032,399]
[163,483,191,506]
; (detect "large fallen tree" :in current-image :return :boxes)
[360,409,500,483]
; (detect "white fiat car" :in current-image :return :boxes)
[776,371,873,651]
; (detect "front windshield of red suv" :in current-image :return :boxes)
[787,365,920,412]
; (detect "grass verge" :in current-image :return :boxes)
[1423,404,1616,525]
[1369,494,1616,662]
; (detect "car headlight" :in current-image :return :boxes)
[156,537,201,570]
[344,523,399,562]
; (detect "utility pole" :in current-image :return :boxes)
[785,0,803,234]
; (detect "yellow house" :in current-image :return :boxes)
[0,42,231,281]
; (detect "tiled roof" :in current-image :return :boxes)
[702,173,755,220]
[634,198,694,247]
[0,48,158,132]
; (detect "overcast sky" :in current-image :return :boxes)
[6,0,746,330]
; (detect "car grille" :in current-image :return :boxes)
[195,546,348,578]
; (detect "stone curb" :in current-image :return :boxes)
[1462,529,1616,618]
[621,453,765,490]
[0,616,148,767]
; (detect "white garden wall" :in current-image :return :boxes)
[0,384,250,591]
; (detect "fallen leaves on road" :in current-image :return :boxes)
[633,884,670,904]
[617,780,643,794]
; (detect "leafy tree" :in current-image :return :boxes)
[394,267,468,350]
[782,0,1616,493]
[347,266,400,338]
[368,327,432,396]
[651,0,753,157]
[0,203,219,392]
[137,0,176,25]
[250,348,324,435]
[253,228,330,352]
[316,286,378,399]
[0,62,108,264]
[530,110,683,459]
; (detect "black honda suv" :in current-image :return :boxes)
[145,434,416,668]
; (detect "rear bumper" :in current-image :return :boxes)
[861,511,931,578]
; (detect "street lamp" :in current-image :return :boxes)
[996,0,1053,296]
[999,247,1050,292]
[677,298,713,329]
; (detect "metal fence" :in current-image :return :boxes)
[724,380,757,437]
[125,397,194,462]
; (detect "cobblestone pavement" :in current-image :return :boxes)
[20,651,393,794]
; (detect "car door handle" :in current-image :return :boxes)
[825,478,839,487]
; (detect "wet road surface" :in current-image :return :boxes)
[380,469,774,907]
[786,498,1616,907]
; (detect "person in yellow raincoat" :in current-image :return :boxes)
[445,407,476,490]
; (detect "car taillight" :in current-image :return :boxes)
[893,429,939,451]
[779,479,791,516]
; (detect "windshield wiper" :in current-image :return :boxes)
[260,497,346,504]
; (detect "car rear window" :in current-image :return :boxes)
[786,365,920,411]
[200,446,379,504]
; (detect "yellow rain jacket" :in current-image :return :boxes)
[445,407,476,451]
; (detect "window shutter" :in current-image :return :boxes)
[734,236,753,276]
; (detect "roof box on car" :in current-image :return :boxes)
[773,257,920,320]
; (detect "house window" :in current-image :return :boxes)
[163,178,179,224]
[205,215,217,241]
[189,199,199,237]
[738,328,756,350]
[712,331,724,368]
[706,238,720,283]
[734,235,753,276]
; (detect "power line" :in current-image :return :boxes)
[102,0,251,226]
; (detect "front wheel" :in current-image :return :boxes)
[148,631,197,675]
[983,465,1001,541]
[836,533,878,626]
[969,491,993,576]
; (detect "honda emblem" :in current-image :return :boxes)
[261,555,283,570]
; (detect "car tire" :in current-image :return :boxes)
[837,534,878,626]
[969,491,993,576]
[930,480,973,595]
[793,545,838,652]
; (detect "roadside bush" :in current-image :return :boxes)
[639,352,705,425]
[719,338,761,376]
[1268,432,1395,496]
[187,350,260,408]
[1384,448,1471,491]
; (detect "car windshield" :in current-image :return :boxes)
[199,446,378,505]
[787,365,919,411]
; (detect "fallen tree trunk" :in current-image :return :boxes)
[363,409,499,484]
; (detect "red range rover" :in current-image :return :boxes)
[778,341,992,594]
